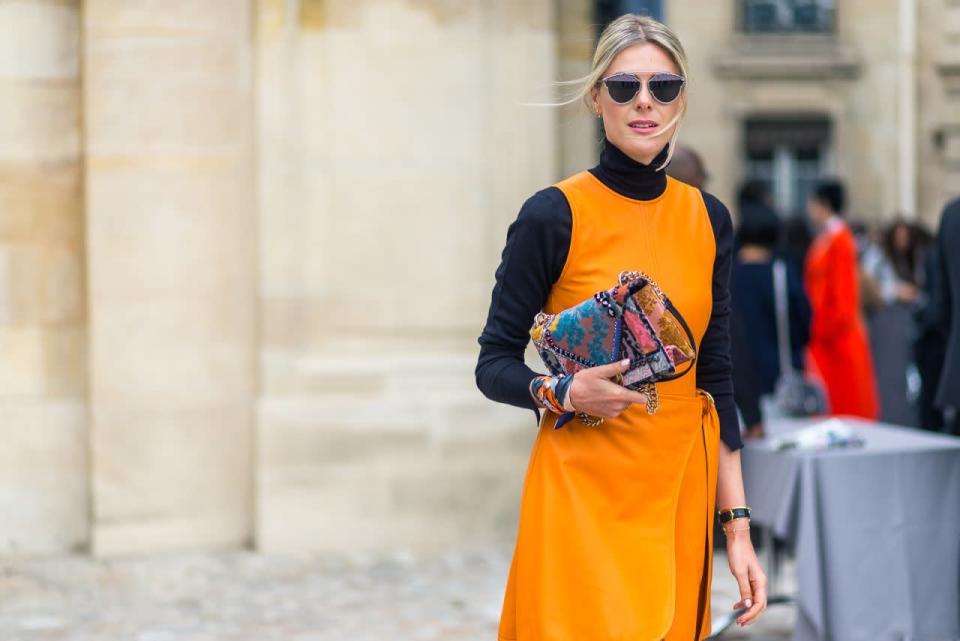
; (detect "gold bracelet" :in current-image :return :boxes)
[718,504,751,512]
[722,525,751,534]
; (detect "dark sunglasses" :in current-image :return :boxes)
[601,71,686,105]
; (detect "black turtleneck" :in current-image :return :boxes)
[588,136,670,200]
[475,137,742,452]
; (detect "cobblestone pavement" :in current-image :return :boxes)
[0,545,795,640]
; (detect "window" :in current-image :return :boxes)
[744,117,832,217]
[740,0,834,33]
[595,0,663,31]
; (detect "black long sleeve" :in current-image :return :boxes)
[698,192,743,451]
[475,187,571,421]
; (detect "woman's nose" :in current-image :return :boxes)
[634,81,653,110]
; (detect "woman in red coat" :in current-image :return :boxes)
[804,180,880,419]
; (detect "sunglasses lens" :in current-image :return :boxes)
[649,75,683,103]
[605,76,641,103]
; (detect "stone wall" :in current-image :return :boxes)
[254,0,560,554]
[0,0,87,556]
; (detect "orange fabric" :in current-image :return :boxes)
[803,220,879,419]
[498,173,722,641]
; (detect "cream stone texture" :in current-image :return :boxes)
[83,0,256,556]
[0,84,81,163]
[256,351,537,553]
[0,164,83,243]
[0,0,86,557]
[254,0,557,553]
[0,1,79,80]
[257,0,556,340]
[0,399,88,555]
[556,0,598,178]
[91,404,252,556]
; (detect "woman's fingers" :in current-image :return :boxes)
[618,388,650,405]
[570,360,659,418]
[743,580,768,624]
[733,571,753,623]
[585,358,630,379]
[736,568,768,626]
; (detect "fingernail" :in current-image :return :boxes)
[745,598,752,607]
[621,358,629,365]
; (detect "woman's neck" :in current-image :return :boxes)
[587,137,669,201]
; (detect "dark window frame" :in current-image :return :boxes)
[738,0,836,34]
[743,115,833,218]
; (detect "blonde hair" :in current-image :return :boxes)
[551,14,689,171]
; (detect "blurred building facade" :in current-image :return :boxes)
[1,0,958,557]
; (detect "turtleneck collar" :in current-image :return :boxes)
[587,137,670,201]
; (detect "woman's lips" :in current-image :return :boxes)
[629,121,658,135]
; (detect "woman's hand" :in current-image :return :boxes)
[567,359,649,418]
[725,527,767,627]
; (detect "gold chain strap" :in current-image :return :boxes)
[619,270,665,301]
[638,381,659,415]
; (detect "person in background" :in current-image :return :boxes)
[850,219,898,313]
[851,218,930,425]
[665,144,708,189]
[915,239,949,431]
[883,219,933,299]
[730,182,811,438]
[804,180,880,419]
[933,197,960,435]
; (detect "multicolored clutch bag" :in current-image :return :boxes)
[530,270,697,427]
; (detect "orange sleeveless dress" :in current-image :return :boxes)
[498,172,722,641]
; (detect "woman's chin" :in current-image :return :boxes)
[614,135,666,165]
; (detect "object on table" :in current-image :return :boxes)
[771,418,866,451]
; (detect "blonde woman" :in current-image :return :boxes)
[475,14,767,640]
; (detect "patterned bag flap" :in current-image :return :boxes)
[530,271,697,391]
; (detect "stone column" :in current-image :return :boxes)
[83,1,256,555]
[0,0,87,556]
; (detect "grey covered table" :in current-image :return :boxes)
[740,417,960,641]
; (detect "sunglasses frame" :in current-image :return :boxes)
[600,71,686,105]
